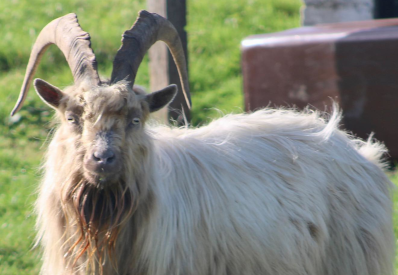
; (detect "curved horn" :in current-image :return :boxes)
[11,13,100,116]
[111,10,191,109]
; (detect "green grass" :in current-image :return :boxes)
[0,144,41,274]
[1,0,397,274]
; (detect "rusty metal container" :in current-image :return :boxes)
[242,19,398,160]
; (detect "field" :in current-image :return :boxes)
[0,0,396,274]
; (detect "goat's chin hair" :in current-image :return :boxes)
[61,172,136,273]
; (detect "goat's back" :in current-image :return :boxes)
[139,108,394,275]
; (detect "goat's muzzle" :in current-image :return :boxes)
[84,146,122,186]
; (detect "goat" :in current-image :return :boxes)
[11,10,395,275]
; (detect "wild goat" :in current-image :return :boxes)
[11,10,395,275]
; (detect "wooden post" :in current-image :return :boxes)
[147,0,190,124]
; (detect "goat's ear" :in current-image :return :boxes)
[34,78,64,109]
[145,84,177,113]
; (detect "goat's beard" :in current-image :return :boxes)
[61,172,136,272]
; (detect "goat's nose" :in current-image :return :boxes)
[92,149,115,164]
[84,148,120,176]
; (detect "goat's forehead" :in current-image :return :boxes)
[67,84,143,115]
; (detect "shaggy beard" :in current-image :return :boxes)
[61,172,136,273]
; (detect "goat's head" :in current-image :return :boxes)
[11,11,190,269]
[37,80,178,187]
[11,11,190,187]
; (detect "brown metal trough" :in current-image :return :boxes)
[242,19,398,160]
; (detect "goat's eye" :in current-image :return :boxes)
[66,115,78,124]
[132,118,140,125]
[127,117,141,129]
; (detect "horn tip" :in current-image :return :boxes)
[183,93,192,110]
[10,107,18,116]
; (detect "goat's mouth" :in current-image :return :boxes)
[83,171,121,188]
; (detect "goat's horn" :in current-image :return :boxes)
[11,13,100,116]
[111,10,191,109]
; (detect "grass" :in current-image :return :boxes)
[0,144,41,274]
[0,0,396,274]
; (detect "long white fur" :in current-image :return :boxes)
[134,108,394,275]
[37,105,395,274]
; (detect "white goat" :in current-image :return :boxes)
[11,11,395,275]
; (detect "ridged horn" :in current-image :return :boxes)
[111,10,191,109]
[11,13,100,116]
